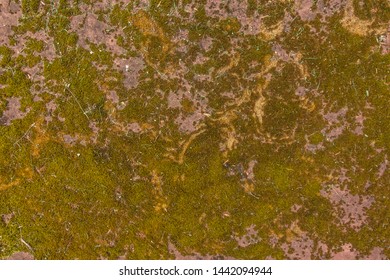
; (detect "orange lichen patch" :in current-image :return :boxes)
[221,125,238,155]
[279,220,328,259]
[172,173,185,184]
[242,180,255,194]
[102,92,156,137]
[130,10,172,60]
[215,51,240,77]
[1,157,35,192]
[298,95,316,112]
[0,161,34,192]
[131,11,167,43]
[341,1,375,36]
[109,118,152,137]
[103,93,118,116]
[228,88,252,107]
[292,52,309,79]
[18,167,34,180]
[31,117,51,157]
[208,241,226,255]
[279,124,299,145]
[300,155,315,163]
[198,212,207,224]
[0,0,388,261]
[253,83,268,130]
[259,20,284,41]
[164,128,206,164]
[151,170,168,212]
[140,122,155,132]
[285,221,305,243]
[0,178,20,191]
[153,200,168,213]
[151,170,163,196]
[252,55,278,132]
[213,110,238,157]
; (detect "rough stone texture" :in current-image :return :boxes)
[6,252,34,260]
[0,0,388,260]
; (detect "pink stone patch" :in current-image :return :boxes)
[0,97,30,125]
[331,243,358,260]
[320,186,374,231]
[234,224,260,248]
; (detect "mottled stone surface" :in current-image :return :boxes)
[0,0,388,260]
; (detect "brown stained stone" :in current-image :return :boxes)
[279,221,331,259]
[321,126,345,142]
[23,63,45,86]
[172,28,189,52]
[304,130,325,153]
[132,0,151,12]
[340,168,351,184]
[295,86,307,97]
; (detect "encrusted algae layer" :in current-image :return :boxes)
[0,0,389,259]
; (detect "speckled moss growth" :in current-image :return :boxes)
[0,0,389,259]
